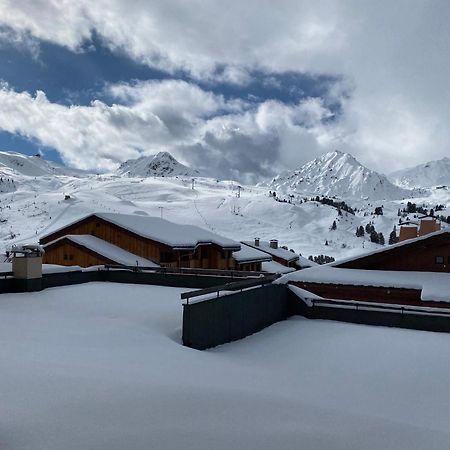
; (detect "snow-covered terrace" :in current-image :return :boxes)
[1,282,450,449]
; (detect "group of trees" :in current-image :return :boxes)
[400,201,436,216]
[269,191,294,204]
[308,254,335,265]
[388,226,399,245]
[356,223,400,246]
[0,178,16,193]
[355,222,386,245]
[398,202,450,225]
[312,196,355,215]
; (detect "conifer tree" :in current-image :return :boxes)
[389,227,399,245]
[370,229,379,243]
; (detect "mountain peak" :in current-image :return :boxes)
[0,150,86,177]
[390,156,450,188]
[269,150,411,200]
[117,151,199,178]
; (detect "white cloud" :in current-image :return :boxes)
[0,80,337,180]
[0,0,450,173]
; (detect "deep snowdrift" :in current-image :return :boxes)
[1,283,450,450]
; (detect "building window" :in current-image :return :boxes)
[63,254,68,260]
[435,256,444,264]
[69,254,74,261]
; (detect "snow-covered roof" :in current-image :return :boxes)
[331,228,450,268]
[232,245,272,264]
[241,241,299,262]
[41,213,240,251]
[262,260,296,274]
[277,266,450,303]
[296,255,318,268]
[45,235,159,267]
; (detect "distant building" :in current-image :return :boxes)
[241,238,314,269]
[40,213,241,269]
[282,228,450,308]
[232,245,272,272]
[399,216,441,242]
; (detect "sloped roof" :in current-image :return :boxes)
[41,212,240,250]
[296,255,318,268]
[45,234,159,267]
[332,228,450,268]
[232,245,272,264]
[262,260,296,274]
[241,241,299,262]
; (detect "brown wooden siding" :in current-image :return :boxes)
[234,262,263,272]
[41,215,236,269]
[337,234,450,273]
[290,281,448,308]
[43,241,114,267]
[271,255,298,267]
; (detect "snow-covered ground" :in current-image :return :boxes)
[1,282,450,450]
[0,150,449,264]
[1,172,448,264]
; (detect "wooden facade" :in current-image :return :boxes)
[336,231,450,273]
[290,280,450,309]
[287,231,450,309]
[43,239,117,267]
[41,214,236,269]
[272,254,298,268]
[234,261,263,272]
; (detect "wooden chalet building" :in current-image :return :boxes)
[40,212,243,270]
[242,239,315,270]
[242,239,299,268]
[232,245,272,272]
[281,229,450,308]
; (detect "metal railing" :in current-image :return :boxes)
[103,264,267,278]
[0,271,13,279]
[181,273,280,304]
[306,297,450,318]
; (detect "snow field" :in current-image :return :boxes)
[1,282,450,449]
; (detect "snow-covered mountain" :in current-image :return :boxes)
[0,151,88,178]
[0,147,448,264]
[268,150,411,200]
[390,157,450,188]
[116,152,199,178]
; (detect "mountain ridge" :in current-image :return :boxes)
[267,150,411,200]
[390,156,450,188]
[116,151,200,178]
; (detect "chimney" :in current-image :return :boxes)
[270,239,278,249]
[399,224,418,242]
[254,237,260,246]
[418,217,440,237]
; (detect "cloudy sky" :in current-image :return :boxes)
[0,0,449,182]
